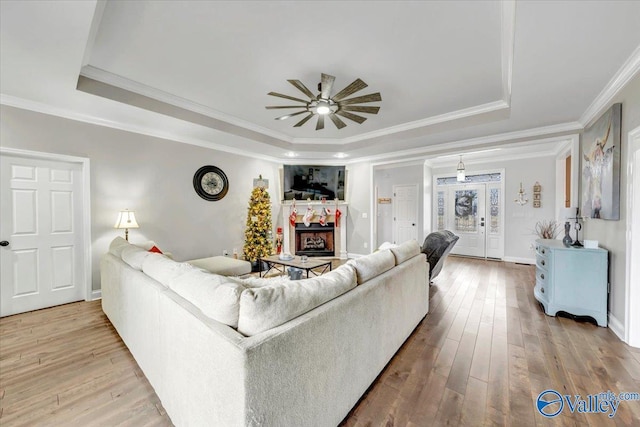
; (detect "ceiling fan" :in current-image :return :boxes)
[266,73,382,130]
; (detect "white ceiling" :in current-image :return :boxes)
[1,1,639,164]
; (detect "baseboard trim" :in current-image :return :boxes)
[608,312,625,341]
[503,256,535,265]
[91,290,102,300]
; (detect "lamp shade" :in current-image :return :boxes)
[562,207,578,219]
[114,209,139,229]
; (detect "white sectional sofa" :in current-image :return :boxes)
[101,237,429,427]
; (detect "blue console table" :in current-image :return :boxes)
[534,239,608,327]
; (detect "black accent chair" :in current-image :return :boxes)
[421,230,459,281]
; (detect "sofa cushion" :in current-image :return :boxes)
[121,245,151,270]
[168,269,246,328]
[390,240,421,265]
[142,254,197,288]
[237,264,357,336]
[347,250,395,285]
[108,236,130,258]
[188,256,251,276]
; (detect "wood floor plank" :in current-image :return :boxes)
[3,257,639,426]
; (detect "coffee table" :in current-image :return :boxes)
[258,255,333,278]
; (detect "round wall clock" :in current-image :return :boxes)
[193,165,229,201]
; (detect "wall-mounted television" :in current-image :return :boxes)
[282,165,346,201]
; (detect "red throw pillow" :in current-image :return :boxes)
[148,245,163,254]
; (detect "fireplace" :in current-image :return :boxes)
[295,222,334,257]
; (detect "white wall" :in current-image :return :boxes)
[431,155,557,262]
[374,162,425,247]
[345,161,372,255]
[1,105,280,291]
[582,73,640,327]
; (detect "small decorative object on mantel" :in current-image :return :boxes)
[533,182,541,208]
[514,182,529,205]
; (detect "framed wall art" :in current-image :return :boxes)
[581,103,621,220]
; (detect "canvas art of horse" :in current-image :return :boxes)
[581,103,621,220]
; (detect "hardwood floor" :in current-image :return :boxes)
[1,256,639,426]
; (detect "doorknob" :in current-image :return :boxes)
[0,241,9,247]
[412,223,416,226]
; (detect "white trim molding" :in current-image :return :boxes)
[580,45,640,128]
[608,312,625,341]
[625,125,640,348]
[503,256,536,265]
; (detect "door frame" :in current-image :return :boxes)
[0,147,93,302]
[625,125,640,348]
[432,168,505,260]
[392,183,419,244]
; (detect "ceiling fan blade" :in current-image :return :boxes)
[341,105,380,114]
[338,92,382,105]
[268,91,309,104]
[331,78,368,101]
[316,115,325,130]
[287,80,316,100]
[265,105,308,109]
[329,113,347,129]
[294,113,314,127]
[336,110,367,124]
[275,110,309,121]
[320,73,335,100]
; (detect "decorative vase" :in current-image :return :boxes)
[562,221,573,247]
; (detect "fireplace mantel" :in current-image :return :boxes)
[282,202,348,259]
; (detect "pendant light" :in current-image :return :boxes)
[456,155,466,182]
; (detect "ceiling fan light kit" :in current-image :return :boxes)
[266,73,382,130]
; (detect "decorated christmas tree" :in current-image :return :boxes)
[243,185,273,263]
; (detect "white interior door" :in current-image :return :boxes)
[1,154,86,317]
[393,184,418,244]
[449,184,486,258]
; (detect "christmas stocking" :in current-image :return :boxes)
[289,207,297,227]
[303,206,315,227]
[335,207,342,227]
[319,208,328,226]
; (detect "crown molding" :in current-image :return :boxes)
[79,66,293,143]
[579,44,640,128]
[351,122,582,165]
[293,100,510,145]
[0,94,281,163]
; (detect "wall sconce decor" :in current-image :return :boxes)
[533,182,541,208]
[114,209,139,241]
[456,156,466,182]
[514,182,529,205]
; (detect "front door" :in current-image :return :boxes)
[434,176,504,259]
[0,154,86,317]
[450,184,486,257]
[393,184,418,244]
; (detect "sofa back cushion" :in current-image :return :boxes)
[390,240,421,265]
[237,264,357,336]
[142,253,197,288]
[109,236,130,258]
[347,250,395,285]
[168,269,246,328]
[121,245,151,270]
